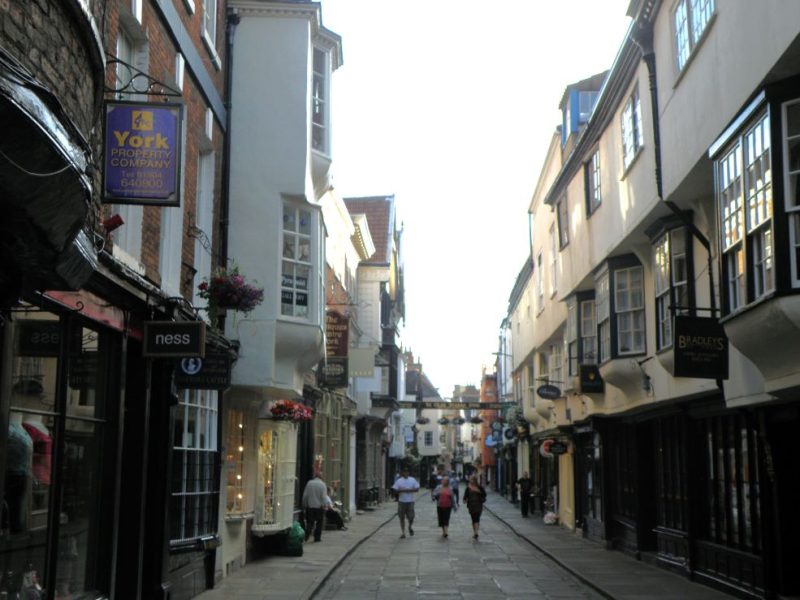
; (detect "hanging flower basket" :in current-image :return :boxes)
[198,265,264,315]
[270,399,313,422]
[437,417,450,426]
[469,416,484,424]
[416,416,430,425]
[453,417,466,426]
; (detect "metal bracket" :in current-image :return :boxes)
[105,55,182,98]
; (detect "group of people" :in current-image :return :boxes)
[300,473,347,543]
[391,468,487,540]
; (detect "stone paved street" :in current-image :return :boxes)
[317,495,602,600]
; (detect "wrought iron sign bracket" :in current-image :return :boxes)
[106,55,182,98]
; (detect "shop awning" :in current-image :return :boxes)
[0,47,96,299]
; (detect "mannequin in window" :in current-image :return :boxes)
[21,414,52,486]
[4,412,33,532]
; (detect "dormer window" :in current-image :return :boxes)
[312,48,328,153]
[579,91,599,123]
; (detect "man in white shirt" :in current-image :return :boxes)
[302,473,327,542]
[391,467,420,539]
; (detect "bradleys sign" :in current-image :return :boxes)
[673,316,729,380]
[103,101,182,206]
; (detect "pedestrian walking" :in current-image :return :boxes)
[433,476,456,538]
[516,471,532,517]
[463,475,487,540]
[429,467,441,501]
[391,467,420,539]
[449,471,460,508]
[301,472,327,542]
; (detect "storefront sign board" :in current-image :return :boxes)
[103,101,182,206]
[673,316,729,379]
[143,321,205,358]
[174,348,232,389]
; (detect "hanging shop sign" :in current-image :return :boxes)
[673,316,729,380]
[548,441,568,455]
[579,364,604,394]
[103,101,183,206]
[322,310,349,388]
[143,321,205,358]
[397,401,507,410]
[174,347,232,389]
[16,320,61,357]
[536,384,561,400]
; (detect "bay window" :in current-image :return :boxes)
[651,225,693,350]
[716,109,773,314]
[281,203,314,319]
[566,293,597,377]
[595,257,646,363]
[616,266,645,355]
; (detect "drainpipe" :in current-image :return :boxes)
[220,11,240,273]
[630,21,717,316]
[218,11,240,332]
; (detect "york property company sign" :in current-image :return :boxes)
[143,321,206,358]
[103,101,182,206]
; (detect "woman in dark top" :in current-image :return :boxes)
[462,475,487,539]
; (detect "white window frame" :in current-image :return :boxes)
[311,47,328,154]
[615,266,645,355]
[566,298,578,377]
[717,110,773,313]
[424,431,433,447]
[112,27,146,269]
[281,202,315,320]
[621,86,643,170]
[580,299,597,365]
[203,0,217,46]
[549,224,558,296]
[586,150,601,215]
[549,343,563,388]
[536,252,544,311]
[171,389,219,542]
[193,151,215,310]
[557,197,569,248]
[654,234,672,349]
[596,271,610,363]
[783,99,800,286]
[674,0,715,72]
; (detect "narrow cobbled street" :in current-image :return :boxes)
[317,494,602,600]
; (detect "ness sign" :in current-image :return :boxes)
[143,321,206,358]
[103,101,182,206]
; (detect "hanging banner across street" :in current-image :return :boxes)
[397,400,508,410]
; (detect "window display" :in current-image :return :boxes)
[1,309,114,599]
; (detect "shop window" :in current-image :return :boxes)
[1,310,115,598]
[225,409,245,515]
[613,425,637,520]
[256,430,278,525]
[170,389,219,542]
[701,414,761,553]
[655,416,687,531]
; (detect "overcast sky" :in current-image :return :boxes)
[321,1,632,392]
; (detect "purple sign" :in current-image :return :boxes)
[103,101,182,206]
